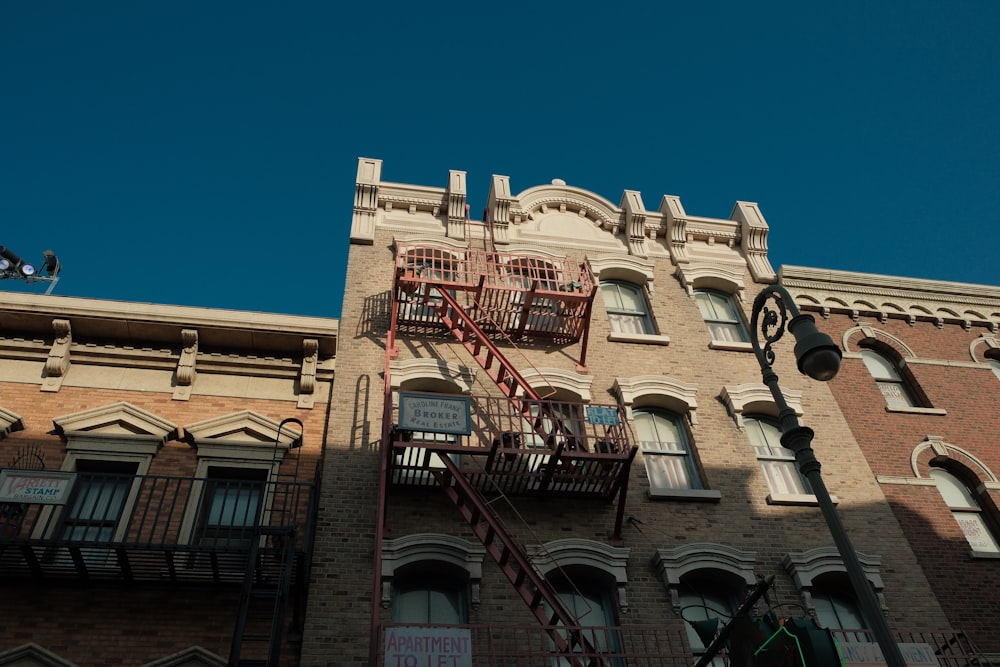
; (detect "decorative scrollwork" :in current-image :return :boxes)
[752,286,794,368]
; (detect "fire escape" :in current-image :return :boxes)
[372,228,639,665]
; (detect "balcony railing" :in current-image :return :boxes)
[375,624,995,667]
[0,471,315,584]
[387,393,635,497]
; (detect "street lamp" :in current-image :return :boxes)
[750,284,906,667]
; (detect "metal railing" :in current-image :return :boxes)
[830,629,995,666]
[0,471,315,582]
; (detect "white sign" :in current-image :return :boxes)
[0,470,76,505]
[840,642,941,666]
[384,626,472,667]
[398,393,472,436]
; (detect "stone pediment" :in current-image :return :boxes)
[0,643,78,667]
[52,402,177,442]
[140,647,226,667]
[0,406,25,439]
[183,411,301,449]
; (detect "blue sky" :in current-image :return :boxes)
[2,2,998,318]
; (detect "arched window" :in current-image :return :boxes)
[930,467,1000,554]
[392,564,469,624]
[546,569,622,665]
[633,408,702,492]
[694,289,748,343]
[599,281,653,335]
[744,415,812,498]
[679,574,741,666]
[810,573,866,631]
[860,348,918,409]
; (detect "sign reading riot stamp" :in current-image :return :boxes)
[398,393,472,436]
[384,626,472,667]
[0,470,76,505]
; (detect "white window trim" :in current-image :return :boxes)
[589,254,668,343]
[781,546,887,616]
[653,542,756,613]
[381,533,486,609]
[529,538,631,609]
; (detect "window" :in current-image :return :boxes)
[930,468,1000,554]
[694,289,748,343]
[633,409,702,492]
[599,281,653,335]
[547,575,621,666]
[507,257,562,332]
[393,576,468,624]
[57,459,139,566]
[860,349,918,409]
[679,578,739,666]
[812,583,866,631]
[400,249,458,320]
[745,415,812,498]
[196,467,267,549]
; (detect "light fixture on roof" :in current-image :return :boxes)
[0,245,61,294]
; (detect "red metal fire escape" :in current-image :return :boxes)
[371,239,638,665]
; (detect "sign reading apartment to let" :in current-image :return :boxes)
[0,470,76,505]
[398,393,472,436]
[840,642,942,666]
[384,626,472,667]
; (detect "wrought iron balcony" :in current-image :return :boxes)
[0,471,315,584]
[387,393,635,499]
[394,246,596,344]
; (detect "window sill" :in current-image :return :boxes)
[970,550,1000,560]
[648,488,722,502]
[885,406,947,416]
[608,332,670,346]
[767,493,840,507]
[708,341,753,352]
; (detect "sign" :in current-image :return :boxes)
[840,642,941,666]
[398,394,472,436]
[384,626,472,667]
[0,470,76,505]
[585,406,620,426]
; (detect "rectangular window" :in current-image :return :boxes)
[197,467,267,549]
[695,290,748,343]
[57,460,139,566]
[600,282,653,335]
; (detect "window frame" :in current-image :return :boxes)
[694,289,750,346]
[859,348,920,410]
[744,414,818,505]
[632,408,708,497]
[930,467,1000,555]
[599,280,655,336]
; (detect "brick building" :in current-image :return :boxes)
[782,266,1000,662]
[0,292,337,666]
[299,159,987,665]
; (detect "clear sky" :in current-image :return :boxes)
[2,1,998,318]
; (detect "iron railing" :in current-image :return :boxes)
[0,471,315,583]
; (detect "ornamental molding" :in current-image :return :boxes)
[720,383,803,429]
[529,538,631,608]
[613,375,698,425]
[0,406,25,439]
[389,358,476,394]
[587,254,656,287]
[53,402,177,443]
[518,367,593,402]
[781,265,1000,331]
[183,410,302,450]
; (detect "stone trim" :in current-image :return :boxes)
[140,647,226,667]
[0,643,78,667]
[842,325,916,358]
[41,318,71,393]
[53,402,177,444]
[173,329,198,401]
[587,254,656,289]
[389,358,476,394]
[719,383,803,429]
[614,375,698,426]
[183,410,301,459]
[782,546,887,614]
[529,538,631,609]
[653,542,756,613]
[381,533,486,609]
[0,406,25,439]
[518,367,593,402]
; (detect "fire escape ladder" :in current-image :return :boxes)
[230,525,297,667]
[430,453,607,666]
[431,286,579,448]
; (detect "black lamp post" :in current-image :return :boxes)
[749,284,906,667]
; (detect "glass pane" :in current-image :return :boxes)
[761,460,810,495]
[745,418,784,457]
[861,350,900,381]
[954,512,1000,553]
[616,284,644,312]
[645,453,694,490]
[930,469,977,508]
[608,312,646,335]
[694,291,716,320]
[599,283,624,310]
[707,322,743,342]
[990,360,1000,383]
[209,486,261,527]
[877,381,915,408]
[813,589,865,630]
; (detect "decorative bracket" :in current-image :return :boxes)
[621,190,648,258]
[487,174,512,245]
[297,339,319,409]
[447,170,467,240]
[173,329,198,400]
[41,319,71,393]
[351,157,382,244]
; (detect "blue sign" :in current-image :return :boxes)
[586,406,620,426]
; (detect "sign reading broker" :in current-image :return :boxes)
[398,393,472,436]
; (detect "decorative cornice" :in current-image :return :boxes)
[0,406,25,439]
[720,383,803,429]
[613,375,698,425]
[53,402,177,443]
[781,265,1000,330]
[518,367,593,402]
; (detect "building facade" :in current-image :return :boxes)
[0,293,336,666]
[299,159,987,665]
[782,266,1000,662]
